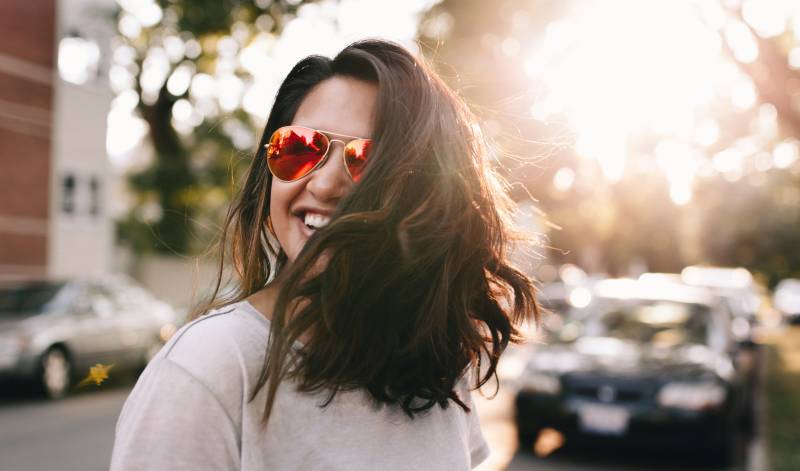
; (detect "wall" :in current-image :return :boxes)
[0,0,56,280]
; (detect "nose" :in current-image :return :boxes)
[305,140,353,202]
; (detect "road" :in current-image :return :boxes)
[0,382,130,471]
[0,354,766,471]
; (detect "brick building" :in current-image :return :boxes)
[0,0,114,281]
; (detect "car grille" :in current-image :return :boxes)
[572,385,644,403]
[564,376,654,404]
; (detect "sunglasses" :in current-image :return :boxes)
[265,125,373,182]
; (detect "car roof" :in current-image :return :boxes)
[680,266,753,290]
[0,274,138,290]
[638,272,684,284]
[592,278,717,305]
[777,279,800,290]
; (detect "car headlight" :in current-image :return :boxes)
[657,382,727,411]
[159,323,177,342]
[518,371,561,395]
[0,333,30,366]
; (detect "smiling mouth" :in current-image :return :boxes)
[299,212,331,231]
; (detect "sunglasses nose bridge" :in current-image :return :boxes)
[317,138,350,175]
[327,138,347,149]
[325,137,348,159]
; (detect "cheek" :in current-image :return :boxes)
[269,182,291,228]
[269,180,302,251]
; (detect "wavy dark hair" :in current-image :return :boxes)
[194,39,539,423]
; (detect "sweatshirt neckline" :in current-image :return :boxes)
[238,299,306,349]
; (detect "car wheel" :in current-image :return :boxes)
[39,348,72,399]
[516,425,541,452]
[707,430,735,467]
[740,396,756,436]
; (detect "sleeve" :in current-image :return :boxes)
[456,369,490,469]
[467,391,490,468]
[109,357,240,471]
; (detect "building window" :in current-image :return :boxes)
[62,174,76,214]
[89,176,100,216]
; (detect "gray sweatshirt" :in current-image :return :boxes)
[110,301,489,470]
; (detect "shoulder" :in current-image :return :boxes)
[155,301,270,399]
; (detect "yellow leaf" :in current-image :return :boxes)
[77,363,114,388]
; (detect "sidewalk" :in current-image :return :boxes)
[761,325,800,471]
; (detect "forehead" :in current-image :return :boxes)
[291,76,378,139]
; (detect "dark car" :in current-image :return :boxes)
[514,279,751,464]
[0,275,178,398]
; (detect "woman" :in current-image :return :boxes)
[111,39,538,470]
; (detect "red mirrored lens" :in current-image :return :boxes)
[344,139,372,182]
[267,127,328,181]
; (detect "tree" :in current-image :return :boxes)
[113,0,313,255]
[422,0,800,284]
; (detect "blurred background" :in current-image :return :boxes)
[1,0,799,470]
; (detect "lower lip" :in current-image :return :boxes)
[296,215,316,238]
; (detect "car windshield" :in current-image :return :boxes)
[0,281,66,316]
[583,299,710,347]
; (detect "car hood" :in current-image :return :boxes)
[0,311,48,334]
[527,336,733,380]
[0,316,28,333]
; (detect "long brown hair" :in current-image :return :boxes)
[195,39,539,423]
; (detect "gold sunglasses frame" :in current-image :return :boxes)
[265,125,372,182]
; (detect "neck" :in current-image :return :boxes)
[246,282,281,322]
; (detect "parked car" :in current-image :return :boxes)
[0,275,178,398]
[681,266,765,344]
[514,279,752,465]
[641,268,764,345]
[774,279,800,324]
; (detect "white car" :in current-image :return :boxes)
[0,275,178,398]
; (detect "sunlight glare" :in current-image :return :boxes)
[774,140,800,169]
[166,62,194,97]
[140,47,170,104]
[163,36,185,63]
[669,183,692,206]
[171,99,193,123]
[528,1,724,183]
[656,140,698,206]
[553,167,575,192]
[118,13,141,39]
[724,20,759,63]
[116,0,163,28]
[575,129,627,182]
[217,74,244,112]
[189,73,215,100]
[713,147,746,173]
[694,119,720,147]
[730,76,758,109]
[58,37,100,85]
[789,47,800,69]
[107,93,149,164]
[741,0,793,38]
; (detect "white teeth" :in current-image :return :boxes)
[303,212,331,229]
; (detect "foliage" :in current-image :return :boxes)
[422,0,800,285]
[765,327,800,471]
[114,0,310,255]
